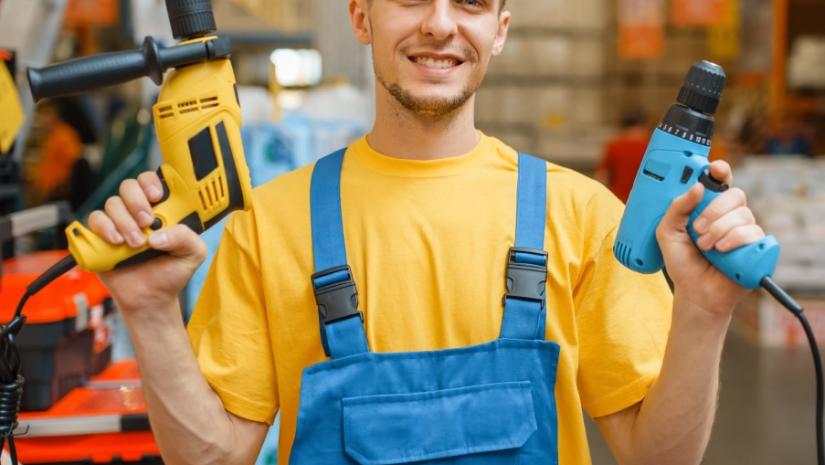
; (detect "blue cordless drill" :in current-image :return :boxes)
[614,61,825,464]
[614,60,780,290]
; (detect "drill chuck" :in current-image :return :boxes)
[677,60,726,115]
[657,60,726,147]
[166,0,216,40]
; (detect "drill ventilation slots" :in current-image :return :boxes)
[157,95,220,119]
[198,175,226,212]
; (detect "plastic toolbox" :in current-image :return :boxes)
[15,359,162,464]
[0,250,114,411]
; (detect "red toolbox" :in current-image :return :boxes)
[14,359,162,464]
[0,250,114,411]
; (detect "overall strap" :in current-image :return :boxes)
[310,149,369,359]
[500,153,549,341]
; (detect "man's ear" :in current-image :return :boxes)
[491,10,511,56]
[350,0,372,45]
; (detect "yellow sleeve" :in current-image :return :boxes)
[574,203,673,419]
[186,210,278,424]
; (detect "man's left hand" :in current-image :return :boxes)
[656,160,765,317]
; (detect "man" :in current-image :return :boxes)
[89,1,765,464]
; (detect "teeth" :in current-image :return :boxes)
[414,56,458,69]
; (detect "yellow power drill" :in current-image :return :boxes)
[0,2,252,459]
[26,0,252,274]
[0,51,24,155]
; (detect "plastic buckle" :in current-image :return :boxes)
[505,247,548,305]
[311,265,362,324]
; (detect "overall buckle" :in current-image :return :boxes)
[312,265,362,324]
[505,247,548,305]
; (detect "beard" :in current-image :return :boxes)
[377,76,480,119]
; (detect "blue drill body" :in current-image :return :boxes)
[614,125,781,289]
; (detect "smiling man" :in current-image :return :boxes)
[90,1,766,464]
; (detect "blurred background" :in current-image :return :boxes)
[0,0,824,464]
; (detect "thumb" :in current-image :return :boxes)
[147,224,207,262]
[659,183,704,235]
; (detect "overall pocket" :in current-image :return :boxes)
[342,380,538,465]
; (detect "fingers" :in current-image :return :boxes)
[715,224,765,253]
[709,160,733,185]
[88,210,125,245]
[105,196,146,248]
[148,224,207,262]
[137,171,164,204]
[692,187,747,234]
[86,171,163,248]
[119,179,154,228]
[658,183,705,237]
[696,206,755,250]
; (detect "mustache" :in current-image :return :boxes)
[400,44,478,63]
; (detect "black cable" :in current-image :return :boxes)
[761,276,824,465]
[0,254,75,465]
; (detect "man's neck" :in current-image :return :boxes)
[366,87,479,161]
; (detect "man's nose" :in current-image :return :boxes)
[421,0,458,41]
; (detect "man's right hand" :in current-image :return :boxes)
[88,171,207,313]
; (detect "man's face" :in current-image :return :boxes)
[352,0,510,118]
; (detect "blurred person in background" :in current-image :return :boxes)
[33,102,82,200]
[32,100,95,210]
[595,108,649,202]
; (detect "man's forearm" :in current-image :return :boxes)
[119,302,255,465]
[622,291,731,465]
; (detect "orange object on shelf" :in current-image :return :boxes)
[671,0,724,26]
[63,0,119,28]
[618,0,665,59]
[1,250,114,411]
[0,250,109,324]
[15,359,160,464]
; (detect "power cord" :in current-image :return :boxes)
[0,255,75,465]
[761,276,824,465]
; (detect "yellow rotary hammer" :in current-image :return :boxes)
[26,0,252,274]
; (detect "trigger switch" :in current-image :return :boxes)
[680,167,694,184]
[698,172,729,193]
[150,218,163,230]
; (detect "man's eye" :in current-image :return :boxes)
[458,0,484,7]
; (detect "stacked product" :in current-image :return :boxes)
[733,157,825,347]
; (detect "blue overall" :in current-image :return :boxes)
[289,149,560,465]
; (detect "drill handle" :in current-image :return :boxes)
[687,171,781,289]
[27,36,231,102]
[66,164,202,272]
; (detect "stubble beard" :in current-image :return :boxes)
[374,53,483,119]
[379,77,479,119]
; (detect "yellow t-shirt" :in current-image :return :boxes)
[187,132,673,465]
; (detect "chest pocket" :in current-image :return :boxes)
[342,381,537,465]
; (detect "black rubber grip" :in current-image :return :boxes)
[27,36,231,102]
[28,37,163,102]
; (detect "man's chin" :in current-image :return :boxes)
[385,83,475,118]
